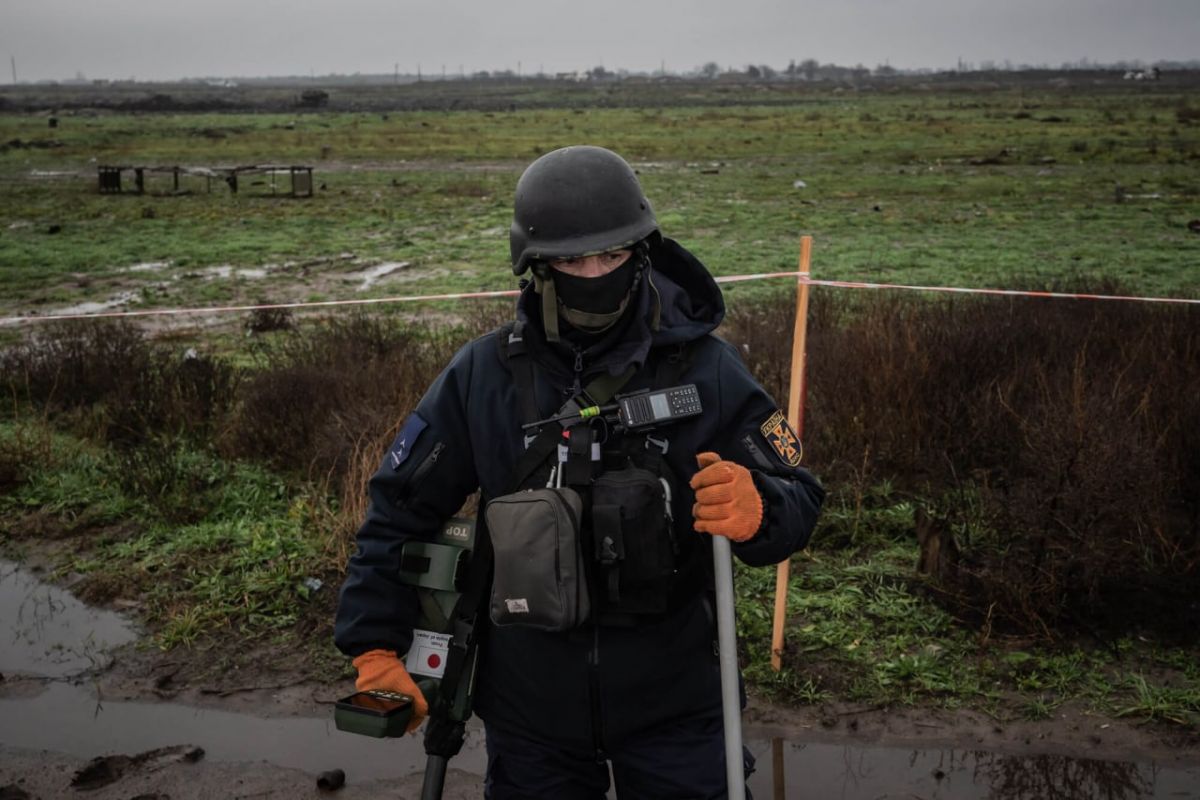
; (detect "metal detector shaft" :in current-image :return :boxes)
[712,536,746,800]
[421,755,447,800]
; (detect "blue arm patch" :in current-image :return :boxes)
[388,413,428,471]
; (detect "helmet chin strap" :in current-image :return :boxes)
[646,266,662,332]
[531,267,562,343]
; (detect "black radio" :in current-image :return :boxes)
[522,384,704,433]
[616,384,703,429]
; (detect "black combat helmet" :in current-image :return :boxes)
[510,146,659,276]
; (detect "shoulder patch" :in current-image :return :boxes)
[759,410,802,467]
[389,413,428,470]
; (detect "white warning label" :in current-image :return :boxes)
[406,629,451,679]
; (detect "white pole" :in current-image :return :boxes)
[713,535,746,800]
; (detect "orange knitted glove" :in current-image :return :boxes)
[352,649,428,734]
[690,452,763,542]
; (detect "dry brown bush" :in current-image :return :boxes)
[221,314,458,474]
[724,286,1200,637]
[219,313,482,555]
[4,291,1196,639]
[0,320,236,444]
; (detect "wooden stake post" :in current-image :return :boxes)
[771,235,812,672]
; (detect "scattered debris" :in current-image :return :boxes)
[298,89,330,109]
[0,138,64,153]
[98,164,314,198]
[1123,67,1161,81]
[968,148,1012,166]
[316,769,346,791]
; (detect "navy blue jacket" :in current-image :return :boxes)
[334,238,824,755]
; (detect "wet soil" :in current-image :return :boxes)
[5,669,1199,800]
[4,650,1199,800]
[0,744,483,800]
[1,553,1198,799]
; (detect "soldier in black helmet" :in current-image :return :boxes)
[335,145,824,799]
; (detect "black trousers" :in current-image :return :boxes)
[483,715,754,800]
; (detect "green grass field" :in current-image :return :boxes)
[2,84,1197,326]
[1,79,1198,731]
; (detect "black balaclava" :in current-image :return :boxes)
[553,255,639,332]
[535,243,659,344]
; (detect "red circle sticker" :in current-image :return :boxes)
[427,653,442,669]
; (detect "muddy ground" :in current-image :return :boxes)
[3,631,1198,800]
[2,539,1199,799]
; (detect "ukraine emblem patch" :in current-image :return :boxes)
[760,410,802,467]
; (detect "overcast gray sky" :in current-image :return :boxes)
[3,0,1197,82]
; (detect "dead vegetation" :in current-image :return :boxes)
[2,289,1198,641]
[724,286,1200,639]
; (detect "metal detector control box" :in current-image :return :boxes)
[335,517,477,740]
[334,690,414,738]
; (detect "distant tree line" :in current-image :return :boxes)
[16,57,1198,89]
[389,56,1200,85]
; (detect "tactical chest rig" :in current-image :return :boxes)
[488,321,703,629]
[358,323,706,800]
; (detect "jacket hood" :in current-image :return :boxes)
[515,237,725,380]
[643,237,725,346]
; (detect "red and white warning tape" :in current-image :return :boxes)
[1,271,1197,327]
[717,272,1200,305]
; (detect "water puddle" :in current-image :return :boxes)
[0,681,488,782]
[0,560,1196,798]
[1,686,1195,799]
[0,291,143,326]
[118,261,173,273]
[747,738,1200,799]
[197,265,269,280]
[0,560,139,677]
[348,261,411,290]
